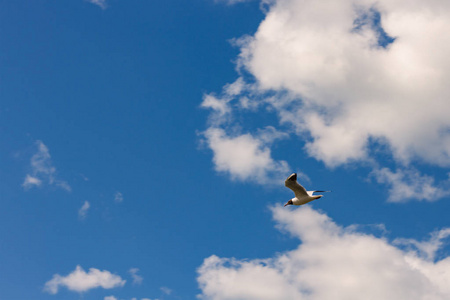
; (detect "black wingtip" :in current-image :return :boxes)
[288,173,297,181]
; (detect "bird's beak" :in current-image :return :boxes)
[284,201,291,207]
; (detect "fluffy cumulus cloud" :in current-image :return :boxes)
[239,0,450,166]
[44,265,126,294]
[203,127,289,183]
[22,140,71,192]
[197,206,450,300]
[201,0,450,201]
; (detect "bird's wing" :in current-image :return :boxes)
[285,173,308,198]
[307,190,331,196]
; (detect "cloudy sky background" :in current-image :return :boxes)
[1,0,450,299]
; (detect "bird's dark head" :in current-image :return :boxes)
[284,199,294,207]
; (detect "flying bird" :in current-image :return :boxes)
[284,173,330,207]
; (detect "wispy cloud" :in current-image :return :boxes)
[394,228,450,261]
[22,141,71,192]
[87,0,107,9]
[78,201,90,220]
[214,0,253,5]
[160,286,172,295]
[372,167,450,202]
[44,265,125,294]
[22,174,42,188]
[114,191,123,203]
[129,268,143,285]
[104,296,117,300]
[201,94,231,122]
[197,206,450,299]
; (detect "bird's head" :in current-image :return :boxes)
[284,199,294,207]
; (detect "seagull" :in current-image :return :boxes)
[284,173,330,207]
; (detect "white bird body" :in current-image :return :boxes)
[284,173,330,206]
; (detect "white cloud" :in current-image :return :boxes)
[238,0,450,167]
[201,78,247,126]
[201,94,231,121]
[78,201,91,220]
[160,286,172,295]
[87,0,107,9]
[224,77,246,96]
[114,191,123,203]
[197,205,450,300]
[256,126,289,144]
[202,0,450,199]
[22,175,42,189]
[203,127,289,183]
[23,140,71,192]
[44,265,126,294]
[104,296,117,300]
[372,167,450,202]
[55,180,72,192]
[395,228,450,261]
[129,268,143,285]
[214,0,253,5]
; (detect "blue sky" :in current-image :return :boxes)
[2,0,450,299]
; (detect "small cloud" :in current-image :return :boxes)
[56,181,72,192]
[256,126,289,144]
[78,201,90,220]
[87,0,107,9]
[372,167,450,202]
[201,94,231,117]
[22,175,42,189]
[23,140,71,192]
[202,127,289,184]
[114,192,123,203]
[104,296,117,300]
[160,286,172,295]
[214,0,252,5]
[129,268,143,285]
[43,265,125,294]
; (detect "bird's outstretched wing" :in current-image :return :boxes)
[307,190,331,196]
[285,173,308,198]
